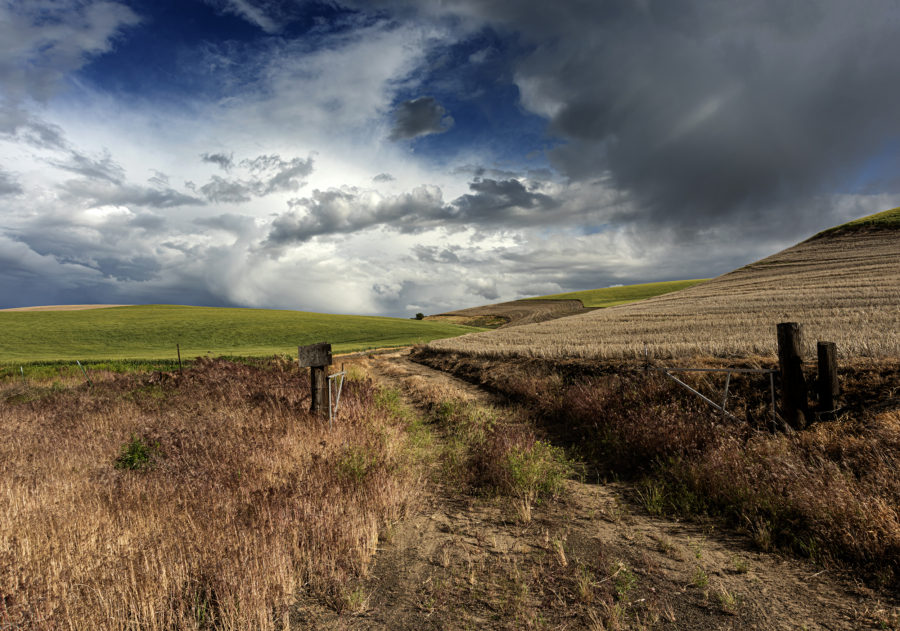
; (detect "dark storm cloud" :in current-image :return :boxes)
[94,256,162,282]
[466,278,499,301]
[388,96,454,141]
[194,213,258,236]
[58,179,204,209]
[265,177,568,244]
[200,152,234,171]
[199,154,314,203]
[0,104,68,150]
[473,0,900,231]
[148,170,170,187]
[200,176,253,203]
[453,178,559,216]
[48,150,125,183]
[268,186,447,244]
[241,155,315,195]
[340,0,900,238]
[0,169,22,196]
[373,172,395,182]
[411,244,460,264]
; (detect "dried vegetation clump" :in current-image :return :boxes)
[432,229,900,359]
[0,357,421,630]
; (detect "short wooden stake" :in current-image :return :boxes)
[816,341,839,413]
[299,342,332,417]
[310,366,327,415]
[177,343,183,374]
[777,322,808,429]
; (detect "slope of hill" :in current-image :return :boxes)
[426,299,590,329]
[526,279,708,308]
[426,279,706,329]
[0,304,483,362]
[431,215,900,360]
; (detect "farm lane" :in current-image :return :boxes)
[292,349,898,630]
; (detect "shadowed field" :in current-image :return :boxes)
[426,299,589,328]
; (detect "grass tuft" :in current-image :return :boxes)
[114,434,159,470]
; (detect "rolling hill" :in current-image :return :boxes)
[431,208,900,360]
[0,304,483,362]
[426,279,707,329]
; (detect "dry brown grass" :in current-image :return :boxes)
[413,351,900,587]
[0,357,421,630]
[432,229,900,359]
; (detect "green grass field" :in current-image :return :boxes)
[526,279,708,308]
[0,304,483,363]
[814,206,900,238]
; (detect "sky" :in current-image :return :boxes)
[1,0,899,316]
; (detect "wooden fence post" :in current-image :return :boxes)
[777,322,808,429]
[817,341,839,413]
[299,342,332,417]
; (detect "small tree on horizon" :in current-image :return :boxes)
[415,313,424,320]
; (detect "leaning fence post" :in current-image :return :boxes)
[816,341,839,414]
[75,360,93,388]
[777,322,808,429]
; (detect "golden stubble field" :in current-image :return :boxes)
[432,229,900,360]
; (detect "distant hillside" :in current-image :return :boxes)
[427,279,706,329]
[527,279,708,308]
[426,300,589,329]
[813,206,900,238]
[432,209,900,360]
[0,305,483,362]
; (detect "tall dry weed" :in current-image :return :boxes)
[0,357,421,629]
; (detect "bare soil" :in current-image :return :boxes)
[292,350,899,630]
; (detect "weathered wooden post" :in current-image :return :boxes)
[817,341,839,413]
[299,342,332,416]
[777,322,808,429]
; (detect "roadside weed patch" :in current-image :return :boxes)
[114,434,159,470]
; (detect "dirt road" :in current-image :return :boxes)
[294,350,898,630]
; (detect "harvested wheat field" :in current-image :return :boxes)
[432,221,900,360]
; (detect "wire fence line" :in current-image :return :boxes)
[651,365,778,428]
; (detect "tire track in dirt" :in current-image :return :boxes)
[294,349,898,630]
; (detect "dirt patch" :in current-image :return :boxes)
[292,351,899,630]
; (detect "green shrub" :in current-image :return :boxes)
[505,440,570,500]
[114,434,159,470]
[337,445,377,482]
